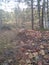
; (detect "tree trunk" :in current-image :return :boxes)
[41,0,45,29]
[47,0,48,21]
[37,0,41,28]
[41,7,44,28]
[31,0,34,29]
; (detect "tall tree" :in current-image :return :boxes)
[46,0,49,28]
[37,0,45,29]
[23,0,34,29]
[41,0,45,29]
[31,0,34,29]
[37,0,41,28]
[16,0,34,29]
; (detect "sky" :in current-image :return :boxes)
[0,0,43,12]
[0,0,27,12]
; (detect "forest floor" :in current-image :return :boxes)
[0,29,49,65]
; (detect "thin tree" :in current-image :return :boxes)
[31,0,34,29]
[47,0,49,21]
[37,0,41,28]
[41,0,45,29]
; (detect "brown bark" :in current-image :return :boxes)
[31,0,34,29]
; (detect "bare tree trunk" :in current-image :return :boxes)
[47,0,48,21]
[37,0,41,28]
[31,0,34,29]
[41,0,45,29]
